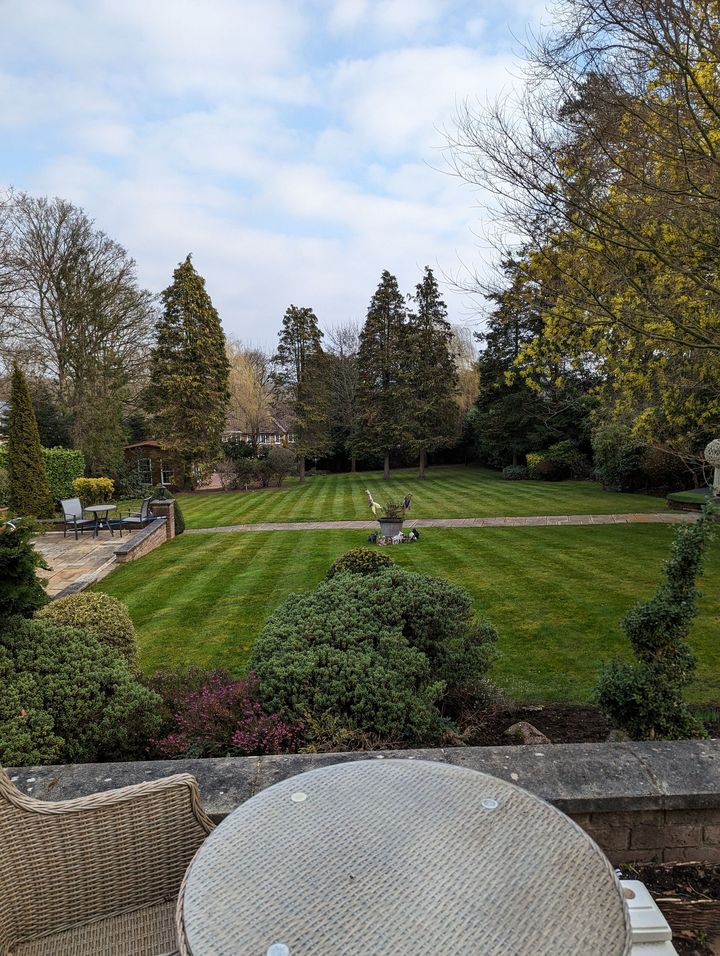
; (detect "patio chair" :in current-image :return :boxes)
[117,496,154,531]
[60,497,97,540]
[0,767,214,956]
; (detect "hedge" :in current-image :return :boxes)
[0,445,85,503]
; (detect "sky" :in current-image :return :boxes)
[0,0,546,347]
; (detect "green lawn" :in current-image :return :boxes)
[178,465,666,527]
[95,524,720,705]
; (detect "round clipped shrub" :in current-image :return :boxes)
[325,547,394,579]
[0,617,162,766]
[250,566,498,745]
[37,592,138,666]
[501,465,528,481]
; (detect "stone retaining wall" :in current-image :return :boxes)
[9,739,720,865]
[113,517,167,563]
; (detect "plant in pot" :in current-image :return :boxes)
[377,500,405,538]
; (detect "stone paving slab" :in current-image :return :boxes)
[186,512,696,534]
[34,530,142,597]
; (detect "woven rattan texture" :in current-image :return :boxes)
[11,902,177,956]
[179,759,632,956]
[0,769,214,956]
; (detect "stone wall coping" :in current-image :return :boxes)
[8,739,720,820]
[113,516,166,556]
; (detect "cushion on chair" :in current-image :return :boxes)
[12,901,177,956]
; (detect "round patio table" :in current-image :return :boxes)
[177,759,631,956]
[83,503,117,537]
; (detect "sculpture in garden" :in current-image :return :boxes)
[705,439,720,497]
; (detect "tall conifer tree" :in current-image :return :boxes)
[272,305,330,482]
[406,267,459,478]
[150,255,230,489]
[356,270,409,480]
[7,365,54,518]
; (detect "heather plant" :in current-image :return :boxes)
[251,565,498,745]
[151,669,301,758]
[595,506,716,740]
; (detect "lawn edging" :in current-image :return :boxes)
[9,739,720,865]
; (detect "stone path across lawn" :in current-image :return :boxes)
[186,512,696,534]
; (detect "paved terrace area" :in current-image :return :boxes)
[34,529,143,597]
[186,512,697,533]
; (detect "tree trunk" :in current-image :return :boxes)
[350,456,357,473]
[298,456,306,483]
[512,448,518,467]
[383,450,390,480]
[418,448,427,480]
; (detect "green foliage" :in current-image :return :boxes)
[595,507,715,739]
[0,521,49,622]
[325,547,394,579]
[405,267,459,474]
[7,365,54,518]
[266,445,296,486]
[526,441,590,481]
[502,465,528,480]
[150,254,230,489]
[250,566,498,744]
[72,476,115,508]
[151,484,185,534]
[356,271,411,475]
[0,444,86,504]
[0,617,162,765]
[37,592,138,666]
[272,305,331,478]
[0,466,8,507]
[592,423,646,490]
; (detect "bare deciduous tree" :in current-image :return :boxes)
[326,321,360,471]
[226,338,276,454]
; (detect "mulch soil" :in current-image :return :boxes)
[470,705,720,953]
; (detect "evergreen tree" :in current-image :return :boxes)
[595,506,715,740]
[0,520,49,623]
[406,267,459,478]
[272,305,330,482]
[149,255,230,490]
[356,271,410,480]
[7,365,54,518]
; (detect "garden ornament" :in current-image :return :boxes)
[365,490,383,517]
[705,439,720,496]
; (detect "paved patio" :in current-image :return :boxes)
[34,529,142,597]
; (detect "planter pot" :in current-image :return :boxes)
[378,517,404,537]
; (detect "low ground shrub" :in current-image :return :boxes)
[501,465,528,480]
[250,565,498,745]
[72,477,115,507]
[325,547,393,579]
[36,592,138,666]
[149,668,301,758]
[0,617,162,765]
[527,440,590,481]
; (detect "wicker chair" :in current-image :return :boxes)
[0,768,215,956]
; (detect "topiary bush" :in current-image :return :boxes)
[325,547,394,579]
[0,520,48,622]
[72,477,115,508]
[250,566,498,745]
[501,465,528,480]
[0,617,162,765]
[7,365,54,518]
[36,592,138,666]
[594,506,715,740]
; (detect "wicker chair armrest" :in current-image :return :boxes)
[1,773,215,943]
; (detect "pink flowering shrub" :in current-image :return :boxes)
[151,669,301,758]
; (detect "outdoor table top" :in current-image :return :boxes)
[178,759,631,956]
[83,504,117,513]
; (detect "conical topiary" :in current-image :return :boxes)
[7,365,54,518]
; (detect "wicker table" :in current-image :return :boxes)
[177,759,631,956]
